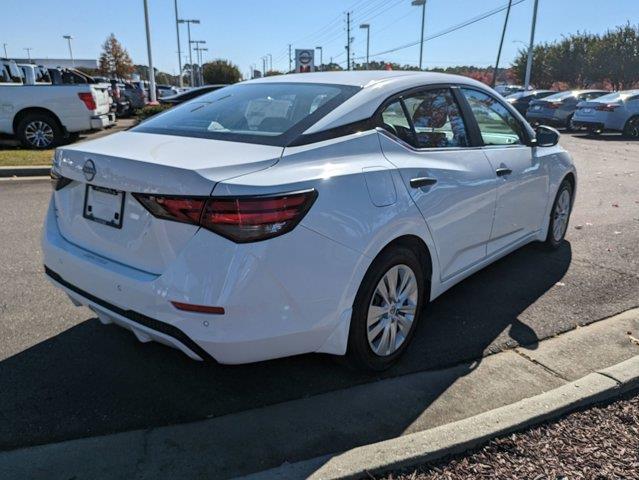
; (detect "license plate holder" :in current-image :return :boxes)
[83,185,125,229]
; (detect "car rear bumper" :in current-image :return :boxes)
[573,120,605,131]
[90,114,115,130]
[42,198,365,364]
[525,114,566,128]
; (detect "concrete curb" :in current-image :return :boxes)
[0,166,50,178]
[241,355,639,480]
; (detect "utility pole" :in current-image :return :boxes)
[199,47,208,85]
[491,0,512,88]
[143,0,157,102]
[2,43,7,58]
[346,11,351,71]
[178,18,200,86]
[24,48,32,62]
[315,46,323,71]
[359,24,370,69]
[524,0,539,90]
[190,40,206,86]
[262,56,267,76]
[412,0,426,69]
[63,35,74,67]
[174,0,183,87]
[288,44,292,72]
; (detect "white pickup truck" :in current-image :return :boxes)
[0,59,114,148]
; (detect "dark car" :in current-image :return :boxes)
[109,79,131,117]
[526,90,609,130]
[159,85,227,106]
[505,90,556,116]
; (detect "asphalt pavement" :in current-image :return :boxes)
[0,133,637,452]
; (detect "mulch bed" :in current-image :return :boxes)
[378,390,639,479]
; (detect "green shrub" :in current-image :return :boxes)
[136,104,171,120]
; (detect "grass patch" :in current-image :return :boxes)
[0,148,53,167]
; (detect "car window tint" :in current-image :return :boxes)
[380,100,414,144]
[461,88,523,146]
[403,89,469,148]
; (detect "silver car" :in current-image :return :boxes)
[526,90,608,130]
[573,90,639,137]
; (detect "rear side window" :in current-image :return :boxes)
[461,88,524,146]
[134,82,361,146]
[379,88,469,149]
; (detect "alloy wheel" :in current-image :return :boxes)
[24,121,54,148]
[367,264,418,356]
[552,189,571,242]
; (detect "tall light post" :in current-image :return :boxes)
[524,0,539,91]
[143,0,157,102]
[178,18,200,86]
[63,35,74,67]
[3,43,8,58]
[315,46,323,71]
[24,48,32,63]
[173,0,183,87]
[412,0,427,70]
[262,56,267,76]
[266,53,272,72]
[359,24,370,70]
[195,46,208,85]
[190,40,206,86]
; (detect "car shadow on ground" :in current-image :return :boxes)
[0,242,571,473]
[572,133,634,141]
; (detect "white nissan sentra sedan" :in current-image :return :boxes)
[43,71,576,370]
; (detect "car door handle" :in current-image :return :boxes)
[410,177,438,188]
[495,167,513,177]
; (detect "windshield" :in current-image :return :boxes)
[134,82,361,146]
[544,91,577,102]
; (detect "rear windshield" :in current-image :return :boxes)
[544,91,577,102]
[133,82,361,146]
[595,91,639,103]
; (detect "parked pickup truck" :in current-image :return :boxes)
[0,59,115,148]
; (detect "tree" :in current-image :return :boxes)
[98,34,134,78]
[265,70,284,76]
[202,59,241,84]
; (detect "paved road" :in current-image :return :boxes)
[0,133,637,451]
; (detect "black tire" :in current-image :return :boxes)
[622,116,639,139]
[61,132,80,145]
[565,114,575,132]
[347,245,428,371]
[543,179,574,250]
[16,113,63,149]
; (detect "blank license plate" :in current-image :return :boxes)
[83,185,125,229]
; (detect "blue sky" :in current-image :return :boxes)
[3,0,638,78]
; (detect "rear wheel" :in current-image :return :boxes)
[623,116,639,139]
[565,114,576,132]
[347,245,427,371]
[544,179,573,249]
[16,113,62,149]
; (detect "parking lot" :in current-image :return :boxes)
[0,132,637,464]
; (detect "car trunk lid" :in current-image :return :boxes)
[53,131,282,273]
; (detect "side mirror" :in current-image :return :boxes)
[533,125,560,147]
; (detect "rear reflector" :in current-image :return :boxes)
[171,301,225,315]
[78,92,97,111]
[133,189,318,243]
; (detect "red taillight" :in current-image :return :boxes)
[547,102,562,109]
[133,189,317,243]
[595,104,619,112]
[78,92,97,111]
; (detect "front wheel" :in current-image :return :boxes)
[544,179,574,249]
[347,245,427,371]
[565,114,576,132]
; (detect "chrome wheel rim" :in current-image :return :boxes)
[629,119,639,138]
[367,264,418,357]
[552,189,571,241]
[24,121,54,148]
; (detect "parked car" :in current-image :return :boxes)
[1,58,23,85]
[572,90,639,137]
[44,71,575,370]
[526,90,608,130]
[495,84,526,96]
[156,84,178,98]
[48,67,96,85]
[108,79,131,117]
[158,84,227,106]
[505,90,556,116]
[17,64,52,85]
[123,82,146,111]
[0,76,114,148]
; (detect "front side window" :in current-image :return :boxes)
[133,82,361,146]
[379,88,468,149]
[461,88,524,146]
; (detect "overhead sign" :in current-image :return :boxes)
[295,49,315,73]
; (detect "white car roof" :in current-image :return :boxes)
[247,71,491,134]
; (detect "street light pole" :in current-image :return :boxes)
[178,19,200,86]
[266,53,272,72]
[199,47,208,85]
[24,48,32,62]
[63,35,74,67]
[174,0,183,87]
[2,43,7,57]
[412,0,427,70]
[359,24,370,69]
[524,0,539,91]
[491,0,512,88]
[143,0,157,102]
[315,46,322,71]
[190,40,206,86]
